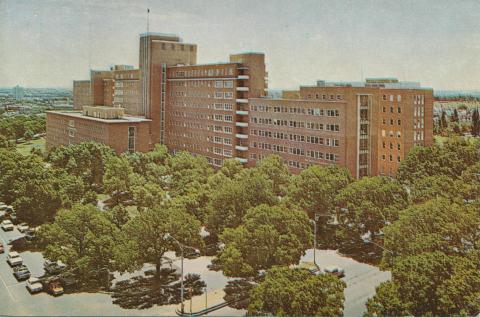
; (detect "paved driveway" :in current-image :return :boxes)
[1,225,388,316]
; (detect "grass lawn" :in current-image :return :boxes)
[16,137,45,155]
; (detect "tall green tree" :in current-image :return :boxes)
[365,252,480,317]
[335,176,408,247]
[396,138,480,185]
[38,204,120,282]
[286,165,352,221]
[48,142,116,186]
[206,168,277,237]
[381,198,479,269]
[249,266,346,317]
[218,204,311,277]
[103,155,143,205]
[472,108,480,136]
[256,154,291,196]
[116,204,203,278]
[166,151,213,196]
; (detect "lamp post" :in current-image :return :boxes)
[164,233,185,314]
[310,213,320,269]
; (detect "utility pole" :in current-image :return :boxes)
[312,212,320,269]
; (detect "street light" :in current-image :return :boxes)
[164,233,185,314]
[310,213,320,269]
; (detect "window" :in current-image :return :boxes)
[390,107,394,113]
[224,103,233,110]
[223,138,232,145]
[128,126,135,152]
[397,131,401,138]
[382,141,386,148]
[223,149,232,157]
[382,106,386,113]
[224,92,233,99]
[224,126,233,134]
[389,155,393,162]
[382,154,386,160]
[397,119,401,125]
[224,115,233,122]
[214,114,223,121]
[382,95,387,101]
[390,95,394,102]
[214,136,222,144]
[214,92,223,99]
[390,119,394,125]
[390,142,393,149]
[398,107,401,113]
[224,81,233,88]
[215,81,223,88]
[397,156,401,162]
[397,143,401,150]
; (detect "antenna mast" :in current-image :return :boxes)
[147,8,150,33]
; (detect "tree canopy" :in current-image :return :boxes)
[249,266,346,317]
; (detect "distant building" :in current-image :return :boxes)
[46,31,433,178]
[12,85,25,100]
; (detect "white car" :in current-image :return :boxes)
[17,223,29,233]
[1,220,14,231]
[323,265,345,278]
[7,251,23,267]
[26,277,43,294]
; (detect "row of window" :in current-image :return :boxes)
[306,93,344,101]
[382,142,401,150]
[382,118,402,126]
[212,136,232,145]
[173,67,234,78]
[250,129,340,146]
[251,105,340,117]
[250,117,340,132]
[381,130,402,138]
[211,147,233,157]
[251,142,339,162]
[414,106,425,117]
[381,154,401,163]
[206,157,224,167]
[212,125,234,134]
[214,92,234,99]
[382,106,402,114]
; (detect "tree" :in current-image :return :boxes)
[256,154,291,196]
[166,151,213,196]
[451,108,459,123]
[23,129,34,141]
[440,110,448,132]
[117,204,203,278]
[218,204,311,277]
[365,252,480,317]
[131,182,165,212]
[37,204,120,282]
[107,204,130,229]
[396,138,480,185]
[248,267,346,317]
[103,155,142,205]
[48,142,116,186]
[472,108,480,136]
[206,168,277,237]
[409,174,464,203]
[286,165,352,221]
[335,176,408,248]
[381,198,479,269]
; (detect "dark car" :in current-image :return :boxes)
[25,229,37,242]
[13,265,31,281]
[0,243,4,254]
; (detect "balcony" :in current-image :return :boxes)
[236,87,249,92]
[236,110,248,115]
[236,98,248,104]
[235,157,248,163]
[235,145,248,151]
[235,133,248,139]
[236,122,248,128]
[237,75,249,80]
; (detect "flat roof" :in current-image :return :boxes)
[169,62,240,68]
[47,111,151,123]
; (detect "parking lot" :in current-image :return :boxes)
[1,221,389,316]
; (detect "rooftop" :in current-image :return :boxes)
[139,32,181,42]
[47,111,151,123]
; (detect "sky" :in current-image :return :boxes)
[0,0,479,90]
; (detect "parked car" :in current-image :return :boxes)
[26,277,43,294]
[44,260,67,275]
[0,203,7,211]
[17,223,29,233]
[5,206,14,214]
[0,210,6,221]
[323,266,345,278]
[13,265,31,281]
[43,277,64,296]
[7,251,23,267]
[8,213,18,225]
[25,229,37,242]
[1,219,14,231]
[0,243,4,253]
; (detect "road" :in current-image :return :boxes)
[0,225,389,316]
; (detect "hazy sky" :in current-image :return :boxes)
[1,0,479,90]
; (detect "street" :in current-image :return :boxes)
[0,225,389,316]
